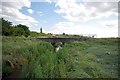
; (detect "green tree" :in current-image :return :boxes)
[16,24,30,37]
[1,18,12,36]
[1,18,31,37]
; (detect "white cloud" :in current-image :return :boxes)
[49,22,76,33]
[27,9,34,14]
[47,21,118,38]
[83,0,119,2]
[49,21,97,34]
[1,0,38,28]
[45,0,52,3]
[37,11,43,16]
[52,0,118,38]
[55,0,118,22]
[1,0,31,9]
[101,20,118,28]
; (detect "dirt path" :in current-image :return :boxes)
[7,69,22,78]
[2,69,22,79]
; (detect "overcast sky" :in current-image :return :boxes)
[0,0,119,38]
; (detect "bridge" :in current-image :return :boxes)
[37,38,87,47]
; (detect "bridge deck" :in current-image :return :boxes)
[37,38,86,43]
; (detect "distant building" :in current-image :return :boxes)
[40,27,42,33]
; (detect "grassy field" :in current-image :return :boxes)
[2,36,119,78]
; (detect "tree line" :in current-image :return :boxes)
[1,18,31,37]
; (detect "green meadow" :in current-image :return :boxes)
[2,36,119,78]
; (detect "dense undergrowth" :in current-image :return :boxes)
[2,36,119,78]
[2,36,72,78]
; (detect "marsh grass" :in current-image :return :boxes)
[2,36,119,78]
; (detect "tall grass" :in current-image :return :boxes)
[21,41,74,78]
[2,36,118,78]
[2,36,71,78]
